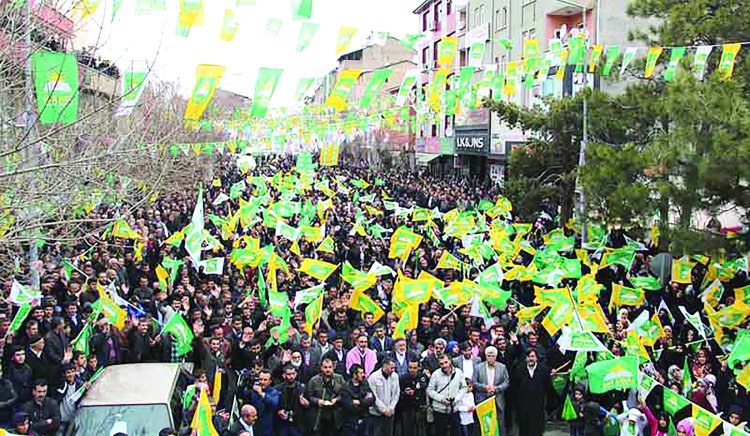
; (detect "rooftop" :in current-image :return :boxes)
[81,363,181,407]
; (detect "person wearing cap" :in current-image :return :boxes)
[12,412,36,436]
[20,379,60,436]
[25,336,52,387]
[727,405,747,432]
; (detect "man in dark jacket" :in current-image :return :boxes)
[128,318,155,363]
[341,364,375,436]
[510,349,553,436]
[90,320,121,367]
[321,335,348,377]
[6,346,33,404]
[42,317,69,388]
[244,369,279,436]
[225,404,258,436]
[396,359,428,436]
[20,379,60,436]
[25,337,52,388]
[305,358,346,436]
[274,364,309,436]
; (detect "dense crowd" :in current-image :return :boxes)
[0,154,747,436]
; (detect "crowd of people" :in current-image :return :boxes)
[0,154,747,436]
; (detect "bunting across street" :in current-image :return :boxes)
[4,1,750,435]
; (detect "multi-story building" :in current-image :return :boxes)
[0,0,120,110]
[457,0,641,184]
[309,36,416,164]
[411,0,467,175]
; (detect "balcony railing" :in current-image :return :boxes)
[79,63,120,99]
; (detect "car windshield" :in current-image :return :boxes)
[65,404,171,436]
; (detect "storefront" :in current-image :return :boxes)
[455,107,490,180]
[455,129,490,180]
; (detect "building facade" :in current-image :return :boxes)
[425,0,642,184]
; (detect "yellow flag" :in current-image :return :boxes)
[180,0,205,28]
[219,9,239,42]
[155,265,169,291]
[692,405,721,436]
[335,27,358,55]
[190,388,219,436]
[436,251,461,270]
[184,64,225,121]
[349,290,384,323]
[475,397,500,436]
[325,69,361,112]
[213,369,222,405]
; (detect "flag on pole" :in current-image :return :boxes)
[9,303,31,332]
[298,258,339,281]
[184,190,204,268]
[349,290,384,323]
[91,295,126,330]
[586,356,638,393]
[190,388,219,436]
[394,303,418,339]
[9,280,42,305]
[304,293,324,336]
[475,397,500,436]
[161,313,194,356]
[72,323,92,356]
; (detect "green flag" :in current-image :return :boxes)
[360,69,393,108]
[295,77,316,101]
[586,356,638,393]
[399,34,423,50]
[561,395,577,420]
[257,267,268,306]
[296,22,319,52]
[266,18,283,36]
[727,331,750,370]
[629,275,662,291]
[601,45,621,76]
[291,0,312,19]
[112,0,124,21]
[250,68,283,118]
[161,313,194,355]
[662,388,690,415]
[663,47,686,82]
[31,51,80,125]
[72,323,92,356]
[9,303,31,332]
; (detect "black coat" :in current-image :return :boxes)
[6,361,33,403]
[25,348,54,388]
[224,420,257,436]
[21,397,61,436]
[511,364,551,436]
[90,331,121,367]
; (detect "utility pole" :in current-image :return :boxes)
[24,0,40,289]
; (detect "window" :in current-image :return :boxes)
[433,41,439,67]
[431,124,438,137]
[502,6,508,27]
[447,0,452,15]
[434,2,441,29]
[422,12,429,31]
[459,49,467,67]
[422,47,429,66]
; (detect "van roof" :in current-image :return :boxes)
[80,363,181,407]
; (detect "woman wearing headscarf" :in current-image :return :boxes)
[675,417,694,436]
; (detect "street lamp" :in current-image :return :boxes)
[555,0,590,245]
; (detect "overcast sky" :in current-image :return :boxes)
[78,0,418,107]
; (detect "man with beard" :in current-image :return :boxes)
[305,358,345,436]
[341,364,375,436]
[275,364,309,436]
[397,359,428,436]
[511,349,553,436]
[90,320,120,367]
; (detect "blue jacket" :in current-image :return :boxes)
[248,386,280,436]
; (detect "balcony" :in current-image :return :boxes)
[0,0,74,38]
[79,63,120,100]
[546,0,595,16]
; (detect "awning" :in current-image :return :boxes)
[416,153,440,166]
